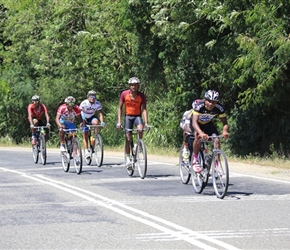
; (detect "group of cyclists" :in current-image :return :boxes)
[28,90,105,161]
[27,76,229,172]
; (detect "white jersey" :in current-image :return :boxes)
[80,99,102,119]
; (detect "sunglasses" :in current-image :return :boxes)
[88,95,96,98]
[206,99,217,104]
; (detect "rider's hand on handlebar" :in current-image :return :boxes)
[30,124,34,128]
[46,123,51,129]
[199,132,209,140]
[144,123,150,132]
[101,122,106,127]
[116,123,122,131]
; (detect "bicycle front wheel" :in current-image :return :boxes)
[39,135,47,165]
[212,150,229,199]
[73,138,83,174]
[32,144,39,164]
[136,139,147,179]
[93,134,104,167]
[191,153,207,194]
[179,146,191,184]
[61,143,70,172]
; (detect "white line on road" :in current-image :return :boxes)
[0,167,240,250]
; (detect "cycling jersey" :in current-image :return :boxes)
[27,103,48,120]
[57,104,81,123]
[120,90,146,116]
[193,99,226,125]
[79,99,102,119]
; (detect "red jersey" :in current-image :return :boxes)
[27,103,48,120]
[120,90,146,116]
[57,104,81,123]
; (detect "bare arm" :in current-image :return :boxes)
[117,100,123,125]
[220,116,229,139]
[192,113,208,139]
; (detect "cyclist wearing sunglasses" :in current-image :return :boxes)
[191,90,229,173]
[79,90,105,160]
[56,96,81,152]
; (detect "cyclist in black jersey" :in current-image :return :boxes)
[191,90,229,173]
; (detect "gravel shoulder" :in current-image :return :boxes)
[1,146,290,182]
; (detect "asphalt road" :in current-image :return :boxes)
[0,147,289,249]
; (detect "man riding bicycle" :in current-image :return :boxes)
[56,96,81,152]
[27,95,50,145]
[79,90,105,160]
[191,90,229,173]
[116,77,150,168]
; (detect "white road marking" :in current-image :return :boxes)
[0,167,239,250]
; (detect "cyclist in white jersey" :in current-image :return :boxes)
[80,90,105,160]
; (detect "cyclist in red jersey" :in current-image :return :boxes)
[27,95,50,145]
[116,77,150,168]
[56,96,81,152]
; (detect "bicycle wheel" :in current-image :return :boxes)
[191,152,207,193]
[179,146,191,184]
[73,138,83,174]
[61,143,70,172]
[39,135,47,165]
[32,143,39,164]
[136,139,147,179]
[93,134,104,167]
[212,150,229,199]
[84,144,92,166]
[125,150,134,176]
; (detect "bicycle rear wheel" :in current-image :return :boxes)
[212,150,229,199]
[73,138,83,174]
[61,143,70,172]
[136,139,147,179]
[179,146,191,184]
[93,134,103,167]
[39,135,47,165]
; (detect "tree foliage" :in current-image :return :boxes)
[1,0,290,156]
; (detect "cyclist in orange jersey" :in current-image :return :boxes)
[116,77,150,168]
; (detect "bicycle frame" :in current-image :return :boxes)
[83,124,104,167]
[192,135,229,199]
[32,126,49,165]
[124,128,148,179]
[61,128,83,174]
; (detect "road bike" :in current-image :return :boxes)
[191,135,229,199]
[83,124,104,167]
[125,128,148,179]
[179,134,194,184]
[32,126,49,165]
[61,128,83,174]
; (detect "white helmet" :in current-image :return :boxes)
[204,90,219,101]
[31,95,40,102]
[128,77,140,85]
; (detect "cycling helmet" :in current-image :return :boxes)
[31,95,40,102]
[128,77,140,85]
[87,90,96,97]
[204,90,219,101]
[64,96,76,106]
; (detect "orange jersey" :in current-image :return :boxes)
[120,90,146,116]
